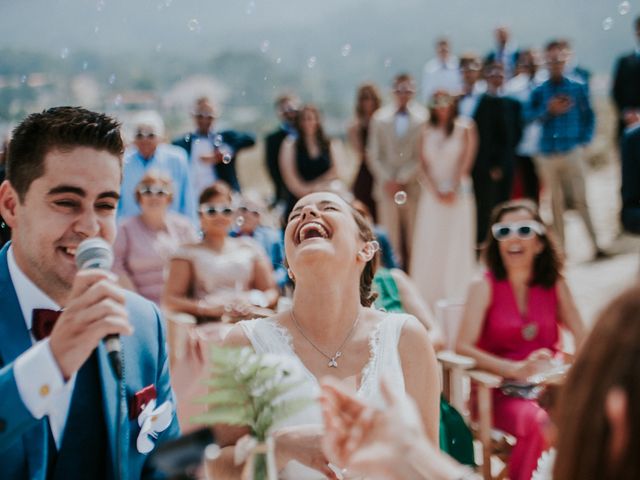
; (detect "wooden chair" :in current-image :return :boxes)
[434,300,513,480]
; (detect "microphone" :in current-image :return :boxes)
[75,237,123,379]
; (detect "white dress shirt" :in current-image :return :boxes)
[421,56,463,102]
[9,247,76,448]
[189,134,217,197]
[394,111,410,137]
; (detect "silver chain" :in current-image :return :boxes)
[290,308,361,368]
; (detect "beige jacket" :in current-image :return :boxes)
[366,102,428,197]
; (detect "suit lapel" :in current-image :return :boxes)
[97,343,129,480]
[0,244,48,479]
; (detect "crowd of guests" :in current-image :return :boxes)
[0,18,640,480]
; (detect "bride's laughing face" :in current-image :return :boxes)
[284,192,365,275]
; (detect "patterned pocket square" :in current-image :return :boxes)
[130,384,157,419]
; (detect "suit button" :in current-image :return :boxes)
[0,419,6,432]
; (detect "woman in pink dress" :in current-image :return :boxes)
[456,200,586,480]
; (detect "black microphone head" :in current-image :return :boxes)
[75,237,114,270]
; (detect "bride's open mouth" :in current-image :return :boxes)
[296,221,332,244]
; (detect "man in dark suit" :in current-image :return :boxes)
[458,55,510,245]
[485,26,520,79]
[612,16,640,140]
[173,97,255,193]
[486,62,524,204]
[0,107,179,479]
[264,94,299,208]
[621,122,640,234]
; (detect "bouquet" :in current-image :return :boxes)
[193,347,312,479]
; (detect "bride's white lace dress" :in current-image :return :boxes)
[239,313,410,479]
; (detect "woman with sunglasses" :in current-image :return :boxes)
[456,199,586,480]
[113,170,198,304]
[162,181,279,327]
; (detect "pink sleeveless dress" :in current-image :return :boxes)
[476,272,560,480]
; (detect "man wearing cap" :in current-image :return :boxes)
[173,97,255,194]
[119,113,196,224]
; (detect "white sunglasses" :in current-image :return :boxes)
[491,221,546,241]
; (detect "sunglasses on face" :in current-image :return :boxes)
[138,186,171,197]
[135,132,157,139]
[199,204,234,216]
[491,221,546,241]
[194,113,215,119]
[238,206,260,216]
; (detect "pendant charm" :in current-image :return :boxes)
[522,323,539,341]
[328,351,342,368]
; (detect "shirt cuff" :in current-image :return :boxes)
[13,339,68,419]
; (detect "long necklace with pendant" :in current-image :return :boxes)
[515,284,538,341]
[290,308,360,368]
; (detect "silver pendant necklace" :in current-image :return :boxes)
[290,308,361,368]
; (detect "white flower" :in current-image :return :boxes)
[136,399,173,454]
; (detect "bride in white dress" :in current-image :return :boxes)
[206,191,440,479]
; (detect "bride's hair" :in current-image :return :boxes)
[350,206,379,307]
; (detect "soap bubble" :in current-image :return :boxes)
[260,40,270,53]
[602,17,614,30]
[370,240,380,253]
[618,1,630,15]
[341,44,352,57]
[108,73,116,85]
[187,18,200,32]
[394,191,407,205]
[307,56,317,69]
[245,1,256,15]
[384,57,392,68]
[222,153,232,164]
[235,216,245,227]
[60,48,70,59]
[276,57,282,64]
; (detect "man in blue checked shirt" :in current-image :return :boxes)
[527,40,606,258]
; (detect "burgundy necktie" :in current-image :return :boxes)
[32,309,62,340]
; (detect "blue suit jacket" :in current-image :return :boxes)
[0,243,180,479]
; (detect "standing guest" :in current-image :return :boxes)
[612,16,640,140]
[348,83,382,222]
[486,62,524,203]
[207,191,440,479]
[505,49,544,202]
[173,97,255,193]
[367,73,427,268]
[459,55,509,245]
[420,37,463,104]
[558,39,591,92]
[410,90,477,307]
[265,94,299,208]
[527,41,605,257]
[621,124,640,234]
[113,170,198,305]
[456,200,585,480]
[0,107,179,478]
[485,26,520,79]
[162,181,278,330]
[230,194,288,290]
[279,104,340,220]
[119,112,196,223]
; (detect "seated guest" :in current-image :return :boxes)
[113,170,198,304]
[119,112,197,223]
[230,193,288,289]
[456,200,585,480]
[162,181,278,331]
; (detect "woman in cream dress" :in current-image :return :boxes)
[410,91,478,307]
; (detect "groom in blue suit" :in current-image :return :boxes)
[0,107,180,479]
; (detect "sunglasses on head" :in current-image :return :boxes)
[199,204,234,216]
[238,206,260,216]
[135,132,156,139]
[491,221,546,241]
[138,186,171,197]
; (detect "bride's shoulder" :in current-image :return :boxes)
[365,308,422,335]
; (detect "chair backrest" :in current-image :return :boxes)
[435,299,466,350]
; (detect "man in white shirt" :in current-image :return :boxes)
[367,74,427,268]
[420,37,463,103]
[0,106,179,479]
